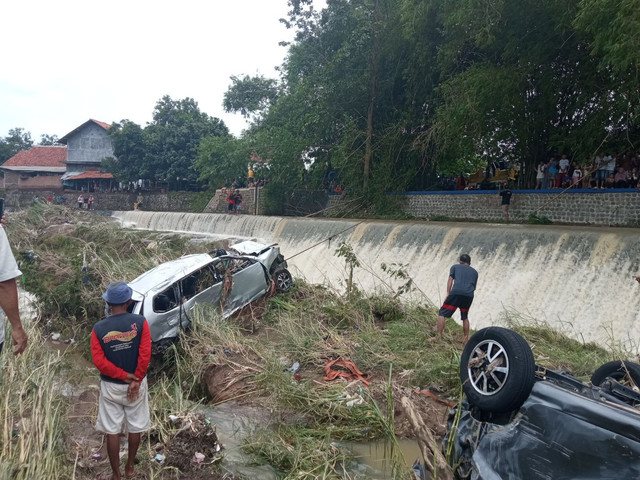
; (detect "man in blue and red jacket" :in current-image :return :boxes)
[91,281,151,480]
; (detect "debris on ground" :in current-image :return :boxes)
[323,359,371,386]
[160,412,222,473]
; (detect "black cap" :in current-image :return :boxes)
[460,254,471,264]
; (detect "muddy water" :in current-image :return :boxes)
[199,402,278,479]
[113,211,640,349]
[346,439,424,478]
[200,401,423,479]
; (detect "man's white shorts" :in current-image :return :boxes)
[96,377,151,435]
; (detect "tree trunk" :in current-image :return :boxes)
[363,0,380,191]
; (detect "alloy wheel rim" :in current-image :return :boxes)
[276,272,291,290]
[467,339,510,396]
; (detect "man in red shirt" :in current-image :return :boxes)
[91,282,151,480]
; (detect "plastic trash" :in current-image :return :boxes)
[51,332,61,341]
[168,414,179,423]
[289,362,300,373]
[192,452,205,464]
[91,453,101,459]
[155,453,165,463]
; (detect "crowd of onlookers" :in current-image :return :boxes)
[535,151,640,190]
[221,188,244,214]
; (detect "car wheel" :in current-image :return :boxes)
[591,361,640,390]
[460,327,536,413]
[274,268,292,293]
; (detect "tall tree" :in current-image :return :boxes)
[107,96,229,190]
[0,128,33,165]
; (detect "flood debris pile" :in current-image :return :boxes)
[155,413,223,473]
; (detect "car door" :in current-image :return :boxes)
[179,262,224,319]
[148,283,180,342]
[225,257,270,315]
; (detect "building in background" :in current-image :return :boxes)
[59,119,115,191]
[0,145,67,189]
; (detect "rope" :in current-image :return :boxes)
[285,219,367,261]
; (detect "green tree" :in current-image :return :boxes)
[0,128,33,165]
[196,135,252,188]
[425,0,622,186]
[223,75,280,121]
[106,96,229,190]
[38,134,59,145]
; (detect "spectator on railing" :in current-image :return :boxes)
[535,160,546,189]
[630,168,639,188]
[571,162,583,188]
[548,157,558,189]
[605,173,615,189]
[558,154,570,188]
[594,152,608,189]
[614,167,630,188]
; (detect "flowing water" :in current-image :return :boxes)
[113,211,640,350]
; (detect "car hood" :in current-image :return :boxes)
[449,381,640,479]
[230,240,280,269]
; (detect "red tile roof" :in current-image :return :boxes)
[91,119,111,130]
[66,171,114,180]
[59,119,111,144]
[2,146,67,168]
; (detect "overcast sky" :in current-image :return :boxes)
[0,0,317,141]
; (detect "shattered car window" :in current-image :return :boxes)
[153,285,178,313]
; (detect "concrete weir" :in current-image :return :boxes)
[113,211,640,350]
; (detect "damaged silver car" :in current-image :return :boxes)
[446,327,640,479]
[125,241,291,351]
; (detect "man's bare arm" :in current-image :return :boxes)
[0,279,28,354]
[446,276,454,295]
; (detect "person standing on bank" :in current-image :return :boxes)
[499,182,512,222]
[92,282,151,480]
[0,215,29,355]
[431,254,478,344]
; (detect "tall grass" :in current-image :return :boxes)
[0,323,69,479]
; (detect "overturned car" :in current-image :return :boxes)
[126,241,292,351]
[446,327,640,479]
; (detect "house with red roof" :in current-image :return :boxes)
[1,119,117,192]
[59,119,115,191]
[1,145,67,190]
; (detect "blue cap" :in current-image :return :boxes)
[102,281,132,304]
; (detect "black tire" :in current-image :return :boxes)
[460,327,536,413]
[591,361,640,389]
[274,268,292,293]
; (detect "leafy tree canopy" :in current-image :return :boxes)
[107,96,229,189]
[38,134,60,145]
[0,128,33,165]
[223,75,280,121]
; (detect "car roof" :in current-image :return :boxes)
[128,253,213,295]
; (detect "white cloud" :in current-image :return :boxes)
[0,0,306,139]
